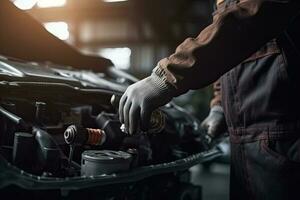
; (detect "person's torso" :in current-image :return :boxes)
[215,0,300,135]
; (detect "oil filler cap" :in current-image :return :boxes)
[81,150,132,176]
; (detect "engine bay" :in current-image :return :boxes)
[0,56,220,190]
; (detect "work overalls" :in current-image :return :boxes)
[216,0,300,199]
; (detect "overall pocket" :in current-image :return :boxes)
[239,136,300,200]
[261,137,300,167]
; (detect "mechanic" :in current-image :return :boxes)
[119,0,300,199]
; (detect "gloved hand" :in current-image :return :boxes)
[201,105,227,140]
[119,73,175,135]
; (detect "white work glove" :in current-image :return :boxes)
[119,73,175,135]
[201,105,227,140]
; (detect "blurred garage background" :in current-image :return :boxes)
[9,1,230,199]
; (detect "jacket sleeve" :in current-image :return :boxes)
[153,0,300,96]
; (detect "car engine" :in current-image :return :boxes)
[0,55,221,199]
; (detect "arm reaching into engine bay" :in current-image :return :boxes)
[119,0,300,135]
[0,1,112,71]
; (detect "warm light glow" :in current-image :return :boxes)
[44,22,69,40]
[37,0,66,8]
[99,47,131,69]
[13,0,37,10]
[103,0,128,2]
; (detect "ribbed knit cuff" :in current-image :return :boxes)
[210,105,224,114]
[150,66,177,97]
